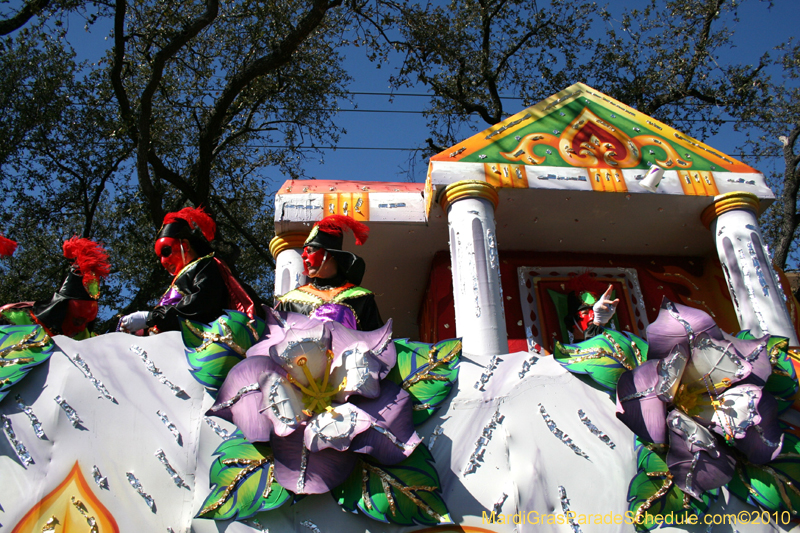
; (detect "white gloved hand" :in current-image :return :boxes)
[592,285,619,326]
[117,311,150,333]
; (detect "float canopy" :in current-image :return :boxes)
[274,83,774,338]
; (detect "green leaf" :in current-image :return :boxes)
[734,332,798,412]
[0,325,54,403]
[198,430,291,520]
[554,329,648,390]
[628,439,715,531]
[728,431,800,515]
[386,338,461,425]
[181,311,266,389]
[765,338,798,412]
[332,444,452,526]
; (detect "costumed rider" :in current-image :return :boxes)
[0,237,111,340]
[551,272,619,343]
[117,206,263,334]
[275,215,383,331]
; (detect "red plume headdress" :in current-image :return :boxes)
[62,237,111,299]
[162,206,216,242]
[305,215,369,249]
[0,235,17,257]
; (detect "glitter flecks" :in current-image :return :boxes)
[156,410,182,445]
[71,496,99,533]
[301,520,322,532]
[1,414,33,466]
[539,404,589,460]
[577,409,616,449]
[493,492,508,514]
[130,345,187,398]
[428,425,444,451]
[126,472,156,512]
[204,416,232,440]
[559,486,583,533]
[155,449,191,489]
[518,354,539,379]
[209,383,259,412]
[64,353,117,403]
[747,239,770,298]
[463,408,504,475]
[92,465,108,489]
[474,355,503,391]
[15,394,44,439]
[54,395,83,428]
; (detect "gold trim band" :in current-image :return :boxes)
[438,180,499,212]
[269,231,309,259]
[700,192,760,229]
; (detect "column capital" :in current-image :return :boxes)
[700,192,760,229]
[269,231,309,259]
[438,180,499,212]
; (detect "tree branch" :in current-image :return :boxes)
[0,0,51,36]
[195,0,342,205]
[211,196,275,269]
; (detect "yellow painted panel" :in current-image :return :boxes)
[677,171,699,196]
[323,193,339,216]
[588,168,605,192]
[609,169,628,193]
[351,192,369,220]
[696,171,720,196]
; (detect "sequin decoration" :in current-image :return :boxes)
[301,520,322,533]
[427,425,444,451]
[156,410,182,445]
[747,239,771,297]
[463,408,504,475]
[559,486,583,533]
[1,414,33,466]
[64,353,117,403]
[92,465,108,489]
[474,355,503,391]
[204,416,232,440]
[487,229,498,271]
[539,404,589,459]
[15,394,45,439]
[297,445,310,493]
[209,383,259,412]
[518,354,540,379]
[493,492,508,514]
[71,496,99,533]
[737,248,770,335]
[247,517,269,532]
[130,345,187,397]
[126,472,156,512]
[41,516,59,531]
[761,241,787,302]
[577,409,616,449]
[155,449,191,489]
[54,395,83,428]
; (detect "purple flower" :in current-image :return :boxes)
[616,298,782,498]
[208,311,421,494]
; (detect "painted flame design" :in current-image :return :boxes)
[12,461,119,532]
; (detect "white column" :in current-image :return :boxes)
[269,232,308,298]
[702,192,799,344]
[440,180,508,357]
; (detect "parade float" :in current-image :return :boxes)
[2,82,800,533]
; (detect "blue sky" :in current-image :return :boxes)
[58,0,799,190]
